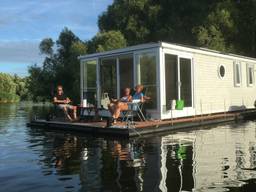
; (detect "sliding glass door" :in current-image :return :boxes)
[99,52,158,110]
[165,54,178,110]
[137,52,157,109]
[100,58,117,99]
[119,55,134,95]
[81,59,97,106]
[180,58,192,107]
[100,55,134,102]
[165,53,193,109]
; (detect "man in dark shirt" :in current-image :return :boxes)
[53,85,77,121]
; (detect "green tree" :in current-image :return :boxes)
[13,74,31,100]
[98,0,256,57]
[39,38,54,56]
[87,30,127,53]
[55,28,87,103]
[0,73,19,102]
[193,1,236,52]
[27,64,46,101]
[98,0,217,45]
[28,28,87,103]
[233,0,256,57]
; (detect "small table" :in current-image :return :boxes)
[123,102,146,122]
[79,106,97,120]
[81,106,95,115]
[79,106,109,121]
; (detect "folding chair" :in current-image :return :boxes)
[46,104,66,121]
[122,100,146,127]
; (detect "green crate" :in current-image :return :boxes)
[176,100,184,110]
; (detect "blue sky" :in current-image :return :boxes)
[0,0,112,76]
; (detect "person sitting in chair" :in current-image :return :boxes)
[53,85,77,121]
[133,84,150,102]
[108,88,132,124]
[133,84,144,102]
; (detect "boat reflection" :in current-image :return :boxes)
[29,121,256,192]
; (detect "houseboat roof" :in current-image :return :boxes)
[79,41,256,63]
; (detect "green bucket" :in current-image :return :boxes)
[176,100,184,110]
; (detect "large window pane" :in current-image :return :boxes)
[82,60,97,105]
[100,58,117,99]
[137,52,157,109]
[83,60,97,90]
[180,58,192,107]
[165,54,178,110]
[119,55,134,94]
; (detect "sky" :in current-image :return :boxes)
[0,0,112,76]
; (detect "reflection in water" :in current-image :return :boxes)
[1,103,256,192]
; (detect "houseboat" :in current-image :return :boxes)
[28,42,256,137]
[80,41,256,119]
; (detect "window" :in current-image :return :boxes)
[180,58,192,107]
[165,54,178,110]
[247,64,254,87]
[234,61,242,87]
[218,65,225,78]
[82,60,97,105]
[83,60,97,90]
[164,54,193,110]
[137,52,157,109]
[119,55,134,95]
[100,58,117,99]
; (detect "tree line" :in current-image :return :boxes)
[27,0,256,103]
[0,73,30,103]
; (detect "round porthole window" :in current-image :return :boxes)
[218,65,225,78]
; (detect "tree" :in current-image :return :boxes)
[233,0,256,57]
[27,64,46,101]
[98,0,217,45]
[28,28,87,103]
[13,74,31,101]
[87,30,127,53]
[193,1,236,52]
[27,0,256,103]
[39,38,54,56]
[98,0,157,45]
[0,73,19,102]
[54,28,87,103]
[98,0,256,57]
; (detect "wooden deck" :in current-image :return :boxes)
[27,110,256,137]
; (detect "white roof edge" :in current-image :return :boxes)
[78,42,161,60]
[78,41,256,63]
[160,42,256,63]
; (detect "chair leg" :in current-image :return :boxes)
[122,111,127,122]
[138,110,146,121]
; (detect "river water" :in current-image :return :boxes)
[1,103,256,192]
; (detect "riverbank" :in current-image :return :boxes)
[0,100,19,104]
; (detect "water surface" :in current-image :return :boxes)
[1,103,256,192]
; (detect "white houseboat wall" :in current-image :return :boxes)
[79,42,256,120]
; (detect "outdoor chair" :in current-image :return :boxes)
[46,104,66,121]
[122,100,146,127]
